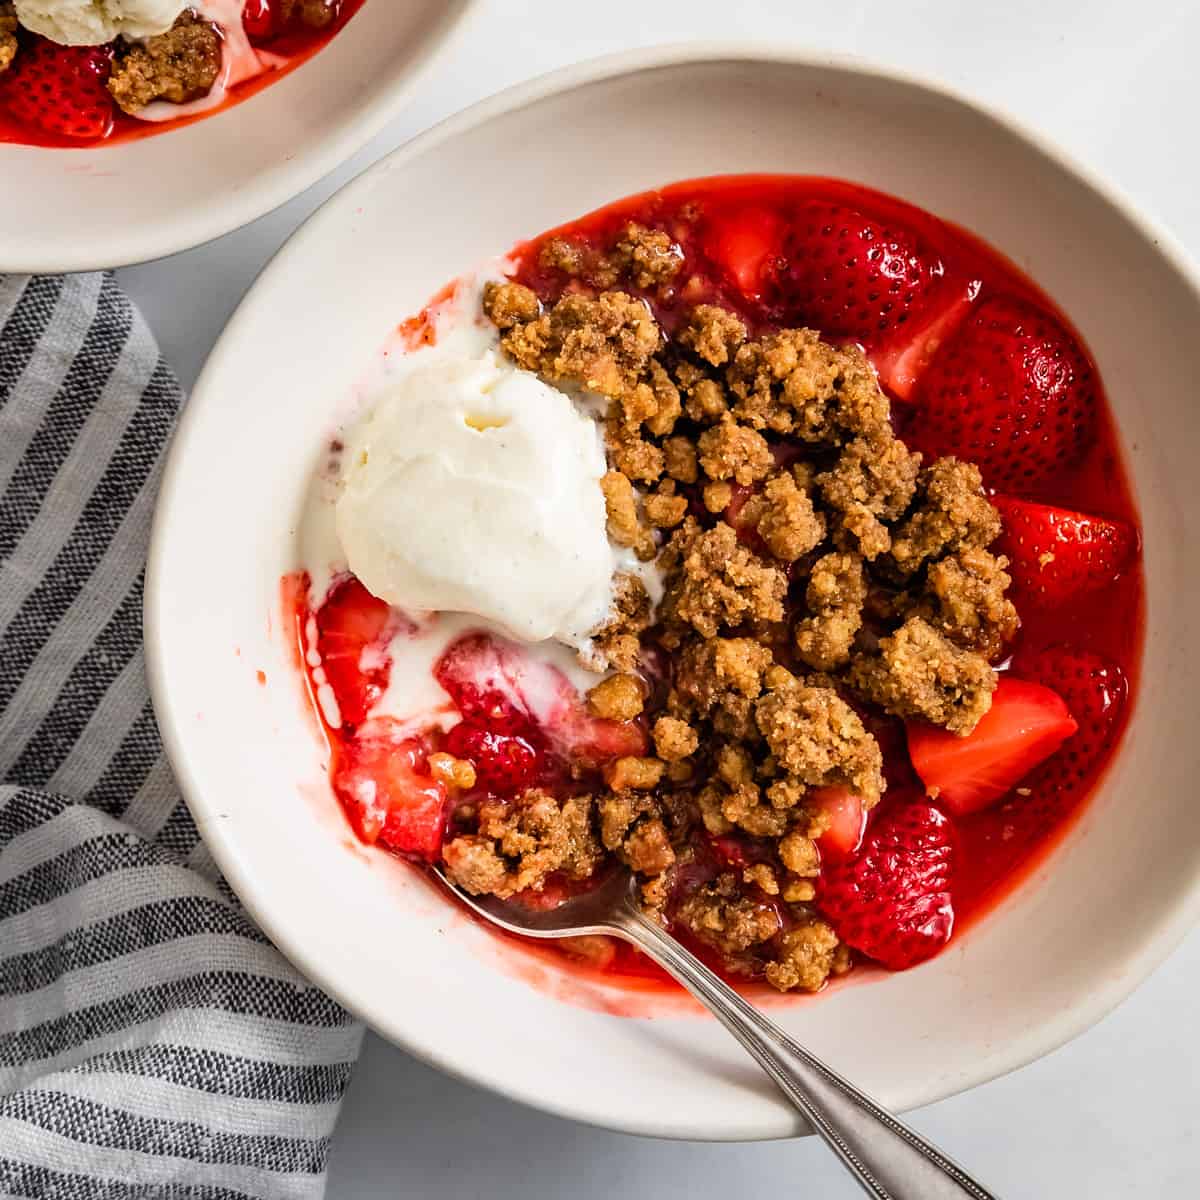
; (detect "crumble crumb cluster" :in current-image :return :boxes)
[443,223,1019,991]
[103,4,340,116]
[0,5,17,75]
[108,12,221,114]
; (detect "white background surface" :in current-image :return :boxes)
[118,1,1200,1195]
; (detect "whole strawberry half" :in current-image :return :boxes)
[1015,645,1129,808]
[905,295,1097,493]
[2,37,114,140]
[818,798,955,970]
[315,574,401,728]
[907,676,1077,817]
[992,496,1139,609]
[783,202,943,345]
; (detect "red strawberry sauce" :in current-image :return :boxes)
[289,175,1143,997]
[0,0,365,149]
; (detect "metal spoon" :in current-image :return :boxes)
[434,865,999,1200]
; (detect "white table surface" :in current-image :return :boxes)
[118,1,1200,1194]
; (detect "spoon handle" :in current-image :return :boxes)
[616,906,1000,1200]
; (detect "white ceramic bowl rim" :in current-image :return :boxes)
[147,42,1200,1137]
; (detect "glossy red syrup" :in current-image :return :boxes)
[289,175,1143,996]
[0,0,365,148]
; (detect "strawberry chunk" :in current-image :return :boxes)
[818,798,955,971]
[443,716,541,794]
[434,632,645,770]
[992,496,1139,609]
[871,282,978,400]
[2,37,114,140]
[314,575,398,728]
[807,786,867,862]
[702,206,785,302]
[907,676,1078,816]
[242,0,279,39]
[1014,645,1129,802]
[783,202,942,345]
[905,295,1096,493]
[332,720,447,860]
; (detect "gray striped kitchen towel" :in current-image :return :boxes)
[0,274,363,1199]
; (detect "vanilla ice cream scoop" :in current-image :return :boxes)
[14,0,186,44]
[336,347,618,648]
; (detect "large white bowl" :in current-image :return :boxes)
[146,46,1200,1140]
[0,1,474,273]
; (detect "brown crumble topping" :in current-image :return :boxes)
[428,752,476,792]
[848,616,997,735]
[586,673,644,721]
[0,4,16,75]
[107,12,222,114]
[443,791,601,899]
[471,234,1018,990]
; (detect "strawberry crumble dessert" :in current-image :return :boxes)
[0,0,364,146]
[286,175,1143,995]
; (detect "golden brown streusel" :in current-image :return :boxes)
[474,259,1025,991]
[443,791,601,899]
[587,573,651,672]
[652,715,699,762]
[848,616,997,735]
[500,291,659,401]
[919,546,1020,660]
[428,752,477,791]
[764,918,841,992]
[603,755,665,791]
[741,470,826,562]
[108,13,221,113]
[599,470,655,558]
[643,488,689,529]
[678,304,748,366]
[794,551,866,671]
[662,435,700,484]
[889,458,1002,576]
[0,4,16,74]
[482,280,540,329]
[586,673,644,721]
[660,520,787,638]
[697,416,773,485]
[755,679,885,803]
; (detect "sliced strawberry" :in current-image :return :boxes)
[1014,645,1128,802]
[2,38,114,140]
[434,632,645,769]
[906,295,1096,493]
[872,282,979,400]
[433,630,527,719]
[992,496,1139,609]
[807,786,867,862]
[818,798,955,970]
[702,206,786,302]
[242,0,279,39]
[783,202,942,345]
[907,677,1077,816]
[332,719,447,860]
[314,575,398,728]
[443,717,541,794]
[549,703,647,766]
